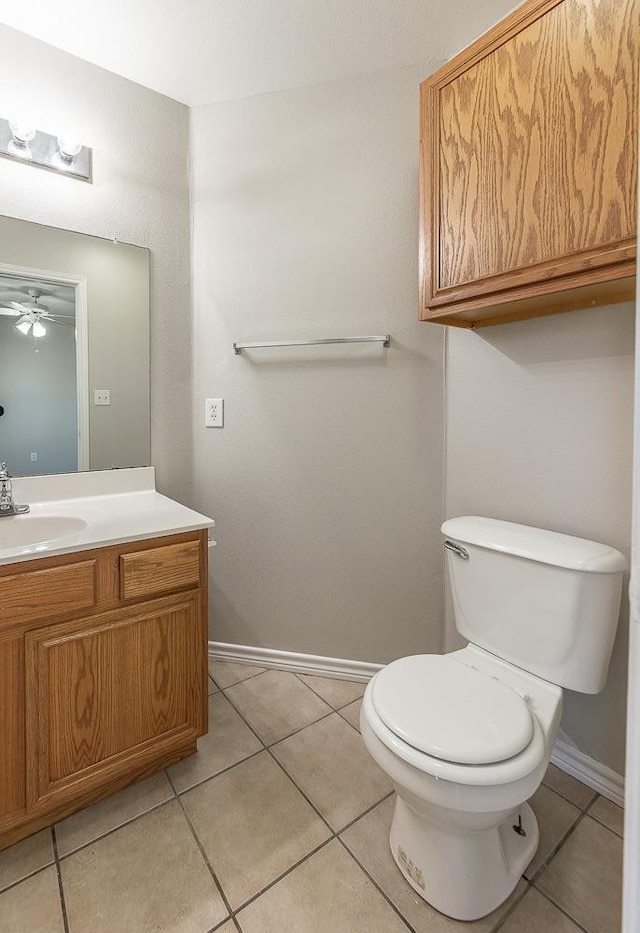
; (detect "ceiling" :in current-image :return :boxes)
[0,276,75,321]
[0,0,515,106]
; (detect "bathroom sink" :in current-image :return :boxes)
[0,515,88,550]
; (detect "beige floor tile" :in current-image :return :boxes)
[0,829,54,893]
[62,800,228,933]
[537,815,622,933]
[56,771,174,857]
[339,698,362,731]
[524,785,581,879]
[226,669,331,745]
[208,675,219,695]
[271,713,392,830]
[236,838,410,933]
[209,658,266,688]
[589,796,624,836]
[0,865,64,933]
[341,796,527,932]
[297,673,366,709]
[183,751,331,908]
[499,887,581,932]
[542,764,597,809]
[168,692,263,793]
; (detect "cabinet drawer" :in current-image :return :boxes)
[120,540,201,601]
[0,561,96,628]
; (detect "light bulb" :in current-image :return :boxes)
[32,321,47,338]
[9,120,36,145]
[57,137,82,160]
[16,321,32,335]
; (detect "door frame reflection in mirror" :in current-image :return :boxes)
[0,261,89,471]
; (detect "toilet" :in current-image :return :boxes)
[361,516,627,921]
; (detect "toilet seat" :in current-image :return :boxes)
[371,654,534,765]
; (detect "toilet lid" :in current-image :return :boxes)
[371,655,534,765]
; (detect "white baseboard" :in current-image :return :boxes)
[208,641,383,683]
[551,739,624,807]
[209,641,625,805]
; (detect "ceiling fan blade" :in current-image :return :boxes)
[41,311,75,320]
[9,301,33,313]
[0,307,20,317]
[47,317,75,327]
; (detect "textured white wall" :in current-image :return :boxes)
[190,64,445,661]
[0,26,191,495]
[445,305,634,773]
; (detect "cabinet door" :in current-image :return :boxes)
[420,0,637,325]
[25,593,206,812]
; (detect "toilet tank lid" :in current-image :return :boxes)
[441,517,628,573]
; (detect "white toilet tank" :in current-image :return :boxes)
[442,517,627,694]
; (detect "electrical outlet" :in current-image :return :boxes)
[205,398,224,428]
[94,389,111,406]
[30,451,38,462]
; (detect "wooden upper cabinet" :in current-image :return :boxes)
[420,0,638,327]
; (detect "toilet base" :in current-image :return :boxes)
[389,796,539,921]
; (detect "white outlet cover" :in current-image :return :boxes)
[205,397,224,427]
[94,389,111,406]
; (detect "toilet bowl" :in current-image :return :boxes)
[360,516,627,921]
[361,645,561,920]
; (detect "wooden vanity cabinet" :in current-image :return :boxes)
[419,0,638,327]
[0,529,208,850]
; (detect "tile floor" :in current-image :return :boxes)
[0,659,624,933]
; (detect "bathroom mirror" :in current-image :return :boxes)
[0,215,149,477]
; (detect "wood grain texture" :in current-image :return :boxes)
[0,560,96,629]
[0,530,208,830]
[420,0,638,325]
[0,636,25,820]
[0,740,197,850]
[26,593,202,809]
[120,540,201,601]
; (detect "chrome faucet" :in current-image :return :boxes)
[0,463,30,516]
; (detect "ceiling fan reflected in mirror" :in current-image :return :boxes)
[0,288,75,338]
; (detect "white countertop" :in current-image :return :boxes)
[0,467,214,566]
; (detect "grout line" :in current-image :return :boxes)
[51,827,70,933]
[292,670,365,713]
[0,859,57,898]
[528,808,589,887]
[533,888,591,933]
[167,769,235,923]
[265,710,334,748]
[335,704,361,732]
[56,796,176,863]
[489,881,533,933]
[335,836,415,933]
[174,748,266,798]
[220,689,336,835]
[541,774,598,812]
[231,838,335,917]
[210,665,270,691]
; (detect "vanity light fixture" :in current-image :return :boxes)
[0,117,91,182]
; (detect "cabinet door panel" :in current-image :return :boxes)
[421,0,638,324]
[26,594,204,811]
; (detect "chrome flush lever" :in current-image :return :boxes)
[443,540,469,560]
